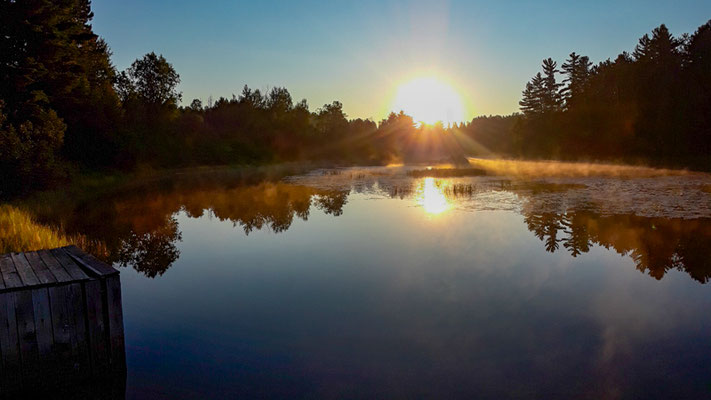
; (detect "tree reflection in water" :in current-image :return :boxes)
[116,217,182,278]
[33,181,348,278]
[106,179,711,282]
[379,177,711,284]
[114,183,347,276]
[19,170,711,284]
[524,211,711,283]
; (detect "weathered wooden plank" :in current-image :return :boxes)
[24,251,57,285]
[0,257,5,291]
[14,290,39,382]
[105,275,125,369]
[50,248,89,281]
[48,283,88,383]
[48,285,72,359]
[64,246,118,277]
[70,282,90,376]
[85,280,109,373]
[0,292,21,392]
[11,253,40,287]
[37,249,73,283]
[31,288,53,359]
[0,254,23,289]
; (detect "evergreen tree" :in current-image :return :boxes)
[683,20,711,159]
[519,73,545,116]
[632,24,684,156]
[561,52,592,108]
[541,58,563,112]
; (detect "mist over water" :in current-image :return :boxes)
[287,163,711,218]
[467,157,693,178]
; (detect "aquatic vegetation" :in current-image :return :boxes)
[407,168,487,178]
[442,183,476,197]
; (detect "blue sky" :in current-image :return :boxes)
[92,0,711,121]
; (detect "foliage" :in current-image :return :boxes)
[509,21,711,168]
[117,52,181,107]
[0,101,67,195]
[0,0,122,171]
[1,0,710,199]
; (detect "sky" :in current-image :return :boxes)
[92,0,711,122]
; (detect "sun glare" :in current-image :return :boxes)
[416,177,450,215]
[392,77,465,126]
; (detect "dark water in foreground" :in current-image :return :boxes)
[30,166,711,399]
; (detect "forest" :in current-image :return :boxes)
[1,0,710,197]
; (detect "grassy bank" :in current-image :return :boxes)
[0,204,106,255]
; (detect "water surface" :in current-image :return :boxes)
[30,166,711,399]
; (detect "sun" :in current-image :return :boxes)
[392,77,465,126]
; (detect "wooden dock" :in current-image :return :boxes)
[0,245,125,394]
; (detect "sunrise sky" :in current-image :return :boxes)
[92,0,711,122]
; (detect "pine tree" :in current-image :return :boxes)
[633,24,681,62]
[632,24,684,155]
[683,20,711,157]
[561,52,592,108]
[519,73,545,116]
[541,58,563,112]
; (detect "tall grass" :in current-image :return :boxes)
[0,204,107,256]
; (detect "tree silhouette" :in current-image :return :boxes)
[316,101,348,138]
[541,58,564,113]
[506,21,711,168]
[560,52,592,108]
[519,73,545,116]
[117,52,181,107]
[2,1,711,193]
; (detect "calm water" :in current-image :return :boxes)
[33,166,711,399]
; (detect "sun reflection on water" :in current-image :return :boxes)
[416,177,450,215]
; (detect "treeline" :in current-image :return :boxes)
[2,1,710,197]
[0,0,455,197]
[509,21,711,167]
